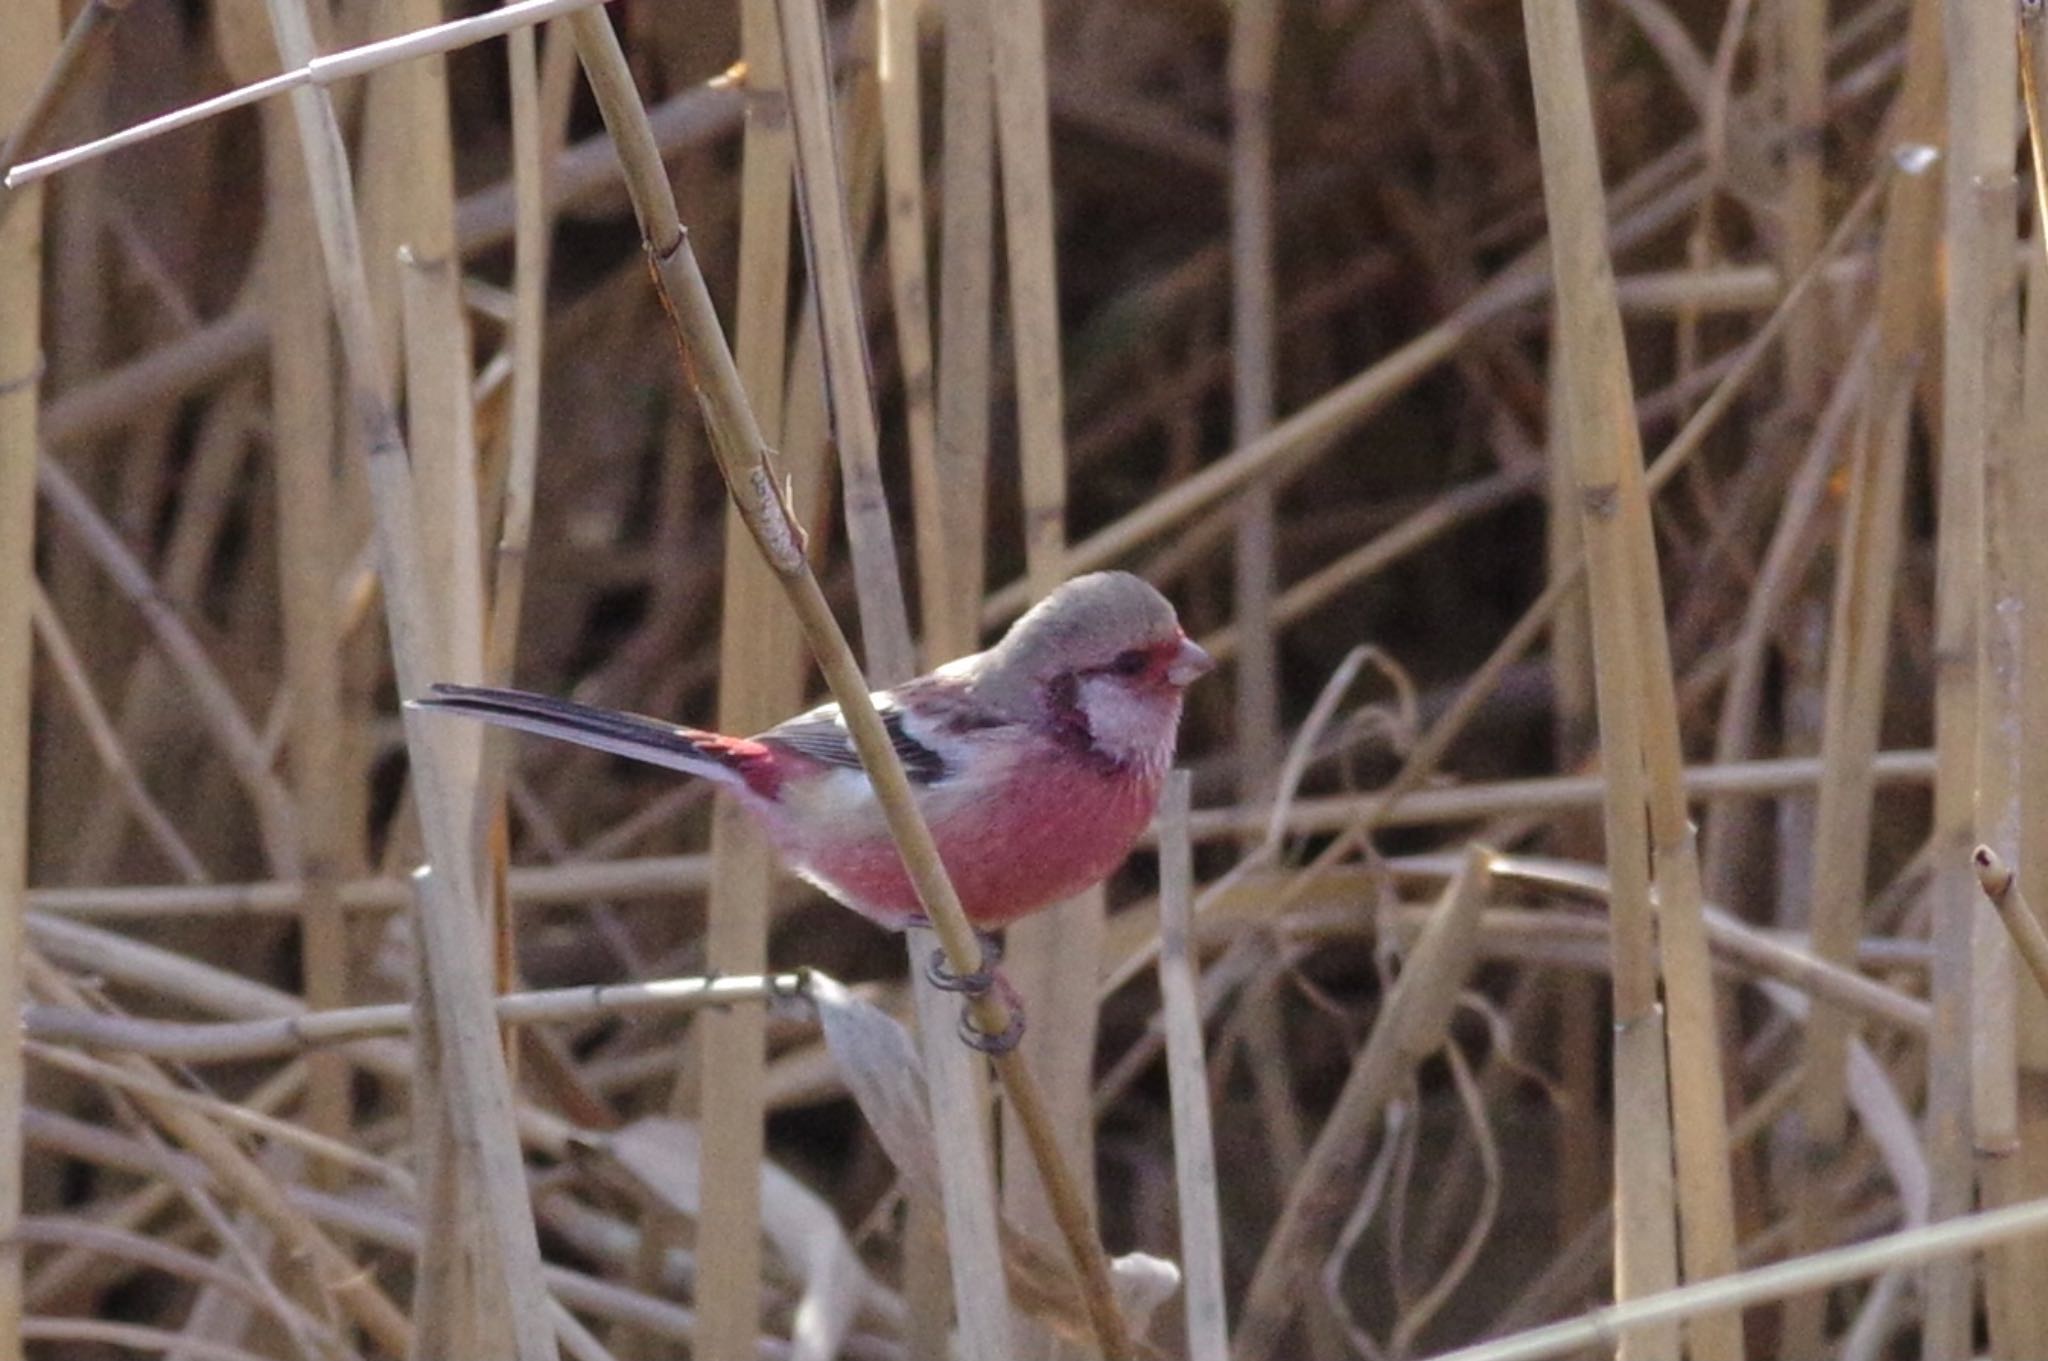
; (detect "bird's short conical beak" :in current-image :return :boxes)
[1167,637,1216,686]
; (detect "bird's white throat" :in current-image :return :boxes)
[1075,675,1180,771]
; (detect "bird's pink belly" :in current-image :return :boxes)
[794,762,1160,929]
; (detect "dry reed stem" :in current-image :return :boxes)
[900,4,993,1334]
[1924,0,2011,1349]
[257,0,559,1348]
[1782,113,1919,1361]
[0,4,55,1347]
[1232,845,1491,1360]
[6,0,611,189]
[27,971,812,1063]
[564,12,1127,1355]
[23,955,414,1352]
[772,5,1016,1356]
[1519,0,1687,1348]
[927,0,994,660]
[684,0,801,1348]
[225,0,361,1174]
[1155,772,1227,1361]
[987,0,1106,1312]
[1975,847,2048,1008]
[1227,0,1281,797]
[1428,1188,2048,1361]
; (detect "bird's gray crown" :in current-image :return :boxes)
[971,572,1182,717]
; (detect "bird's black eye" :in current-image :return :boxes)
[1110,649,1150,676]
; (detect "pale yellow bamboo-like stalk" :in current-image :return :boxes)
[903,0,987,1339]
[1777,35,1935,1348]
[212,0,364,1176]
[564,12,1130,1356]
[1518,1,1683,1352]
[769,6,1017,1360]
[0,5,56,1348]
[1923,0,2007,1351]
[256,0,560,1352]
[1155,772,1226,1361]
[2009,9,2048,1352]
[986,0,1108,1327]
[685,0,802,1349]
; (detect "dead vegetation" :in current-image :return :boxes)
[0,0,2038,1356]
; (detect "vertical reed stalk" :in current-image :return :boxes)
[910,0,997,1344]
[256,0,558,1352]
[1156,772,1227,1361]
[1520,0,1744,1352]
[243,14,357,1171]
[879,0,940,653]
[988,0,1103,1318]
[1924,0,2005,1352]
[688,0,801,1350]
[1228,0,1281,794]
[2013,13,2048,1349]
[1778,0,1827,413]
[928,0,994,659]
[1779,101,1930,1361]
[0,3,57,1349]
[1544,314,1607,1239]
[772,7,1020,1356]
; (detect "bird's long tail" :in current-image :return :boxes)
[411,683,777,795]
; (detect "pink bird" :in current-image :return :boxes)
[414,572,1213,1049]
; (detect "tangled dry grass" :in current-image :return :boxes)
[0,0,2038,1357]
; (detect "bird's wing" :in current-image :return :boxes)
[762,677,1006,784]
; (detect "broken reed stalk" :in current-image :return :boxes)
[0,4,56,1347]
[564,12,1132,1357]
[1975,848,2048,1008]
[1155,772,1227,1361]
[256,0,559,1352]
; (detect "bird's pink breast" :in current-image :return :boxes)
[788,753,1163,929]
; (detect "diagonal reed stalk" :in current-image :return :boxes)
[566,10,1132,1356]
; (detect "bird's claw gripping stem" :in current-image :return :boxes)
[923,933,1024,1054]
[924,931,1003,994]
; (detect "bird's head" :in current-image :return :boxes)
[973,572,1213,769]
